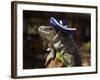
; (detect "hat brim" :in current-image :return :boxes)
[50,17,76,34]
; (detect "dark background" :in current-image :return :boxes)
[23,10,91,69]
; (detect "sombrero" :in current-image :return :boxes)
[50,17,76,34]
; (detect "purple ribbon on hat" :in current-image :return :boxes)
[50,17,76,34]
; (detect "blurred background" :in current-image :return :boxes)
[23,10,91,69]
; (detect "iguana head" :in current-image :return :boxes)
[38,26,65,50]
[38,26,57,43]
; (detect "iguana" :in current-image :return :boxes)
[38,17,81,67]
